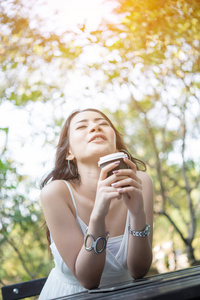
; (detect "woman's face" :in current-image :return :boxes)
[67,111,117,163]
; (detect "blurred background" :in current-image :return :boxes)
[0,0,200,295]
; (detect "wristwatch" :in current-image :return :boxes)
[128,224,151,237]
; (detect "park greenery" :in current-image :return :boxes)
[0,0,200,293]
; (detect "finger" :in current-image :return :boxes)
[124,157,137,172]
[97,185,122,199]
[117,194,122,200]
[106,185,124,198]
[107,191,122,199]
[106,174,129,186]
[112,169,142,184]
[117,186,137,194]
[111,178,142,189]
[99,161,121,180]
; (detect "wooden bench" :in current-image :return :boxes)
[2,266,200,300]
[1,277,47,300]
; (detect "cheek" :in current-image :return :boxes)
[68,130,84,154]
[114,135,117,148]
[110,129,117,148]
[68,130,78,155]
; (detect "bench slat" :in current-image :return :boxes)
[1,277,47,300]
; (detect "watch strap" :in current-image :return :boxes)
[128,224,150,237]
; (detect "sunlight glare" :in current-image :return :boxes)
[35,0,116,32]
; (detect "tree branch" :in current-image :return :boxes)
[155,210,187,244]
[180,107,196,241]
[3,234,33,279]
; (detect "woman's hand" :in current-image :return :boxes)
[91,160,123,220]
[110,158,144,216]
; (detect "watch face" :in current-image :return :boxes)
[146,224,151,236]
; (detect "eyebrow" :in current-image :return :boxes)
[74,118,106,125]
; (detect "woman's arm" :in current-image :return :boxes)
[41,180,105,289]
[126,171,153,278]
[40,161,122,290]
[110,159,154,279]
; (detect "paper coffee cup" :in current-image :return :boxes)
[98,152,129,177]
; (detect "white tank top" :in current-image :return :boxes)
[39,180,132,300]
[107,235,123,256]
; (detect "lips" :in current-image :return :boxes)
[88,134,107,143]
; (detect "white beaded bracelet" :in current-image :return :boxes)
[128,224,150,237]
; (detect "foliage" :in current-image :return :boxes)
[1,0,200,292]
[93,0,200,265]
[0,0,82,106]
[0,127,53,289]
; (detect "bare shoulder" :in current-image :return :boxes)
[137,171,154,209]
[137,171,153,185]
[40,180,71,206]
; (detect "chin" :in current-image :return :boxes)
[98,149,115,156]
[87,149,114,160]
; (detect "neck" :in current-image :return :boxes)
[76,163,101,199]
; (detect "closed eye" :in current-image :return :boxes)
[76,125,87,130]
[99,122,109,126]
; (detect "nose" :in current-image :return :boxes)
[89,122,102,133]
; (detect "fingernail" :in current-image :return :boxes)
[117,188,123,193]
[111,183,117,187]
[113,170,119,174]
[114,160,120,164]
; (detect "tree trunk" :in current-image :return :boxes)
[185,243,196,266]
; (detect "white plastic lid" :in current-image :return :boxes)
[98,152,128,166]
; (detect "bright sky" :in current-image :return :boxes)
[33,0,117,32]
[1,0,119,185]
[1,0,199,191]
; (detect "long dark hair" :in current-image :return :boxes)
[41,108,146,245]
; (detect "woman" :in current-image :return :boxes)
[39,108,154,299]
